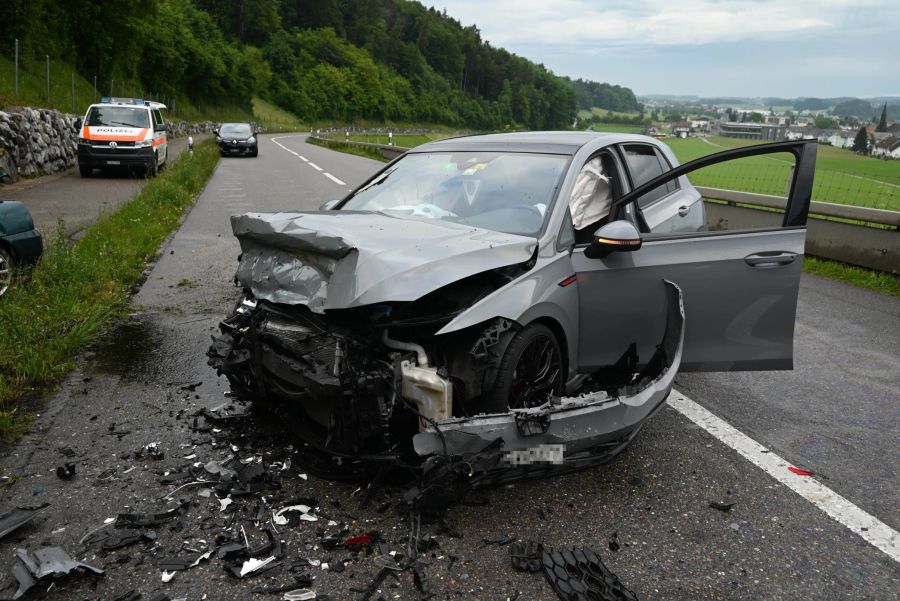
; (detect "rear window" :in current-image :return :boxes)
[622,145,671,208]
[220,123,252,136]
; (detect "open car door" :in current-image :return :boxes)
[571,140,816,372]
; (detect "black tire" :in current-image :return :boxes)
[79,164,92,177]
[481,323,564,413]
[0,247,13,297]
[146,156,158,178]
[251,148,258,157]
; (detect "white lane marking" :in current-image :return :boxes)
[323,172,346,186]
[272,136,341,185]
[667,391,900,563]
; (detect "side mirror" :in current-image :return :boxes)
[585,220,642,259]
[319,199,341,211]
[213,129,219,136]
[73,117,82,132]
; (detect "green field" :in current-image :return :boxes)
[345,132,457,148]
[664,136,899,211]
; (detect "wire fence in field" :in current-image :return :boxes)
[679,150,899,212]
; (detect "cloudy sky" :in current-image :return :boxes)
[423,0,899,98]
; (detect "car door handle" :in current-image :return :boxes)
[744,251,798,268]
[677,205,690,217]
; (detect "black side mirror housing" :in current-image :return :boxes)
[585,220,642,259]
[73,117,82,132]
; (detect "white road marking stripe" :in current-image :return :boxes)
[272,136,342,186]
[323,172,346,186]
[667,391,900,563]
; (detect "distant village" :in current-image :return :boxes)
[643,103,900,159]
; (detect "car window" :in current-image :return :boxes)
[342,152,568,237]
[86,106,151,128]
[622,145,669,208]
[152,109,163,127]
[220,123,252,136]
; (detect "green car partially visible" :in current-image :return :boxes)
[0,200,43,297]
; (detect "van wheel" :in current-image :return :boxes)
[146,156,158,178]
[481,323,564,413]
[79,164,92,177]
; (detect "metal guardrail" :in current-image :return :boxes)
[696,186,900,229]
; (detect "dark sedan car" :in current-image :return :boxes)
[216,123,258,157]
[0,200,43,297]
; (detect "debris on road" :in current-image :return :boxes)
[542,546,638,601]
[709,500,736,512]
[0,504,49,539]
[1,547,103,599]
[55,463,76,480]
[788,466,814,476]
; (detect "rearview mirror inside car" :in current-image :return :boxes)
[319,199,341,211]
[585,220,642,259]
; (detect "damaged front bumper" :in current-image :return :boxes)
[209,281,683,481]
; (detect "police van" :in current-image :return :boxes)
[75,97,168,177]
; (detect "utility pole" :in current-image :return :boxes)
[71,71,75,113]
[110,79,115,97]
[93,75,97,102]
[46,55,50,103]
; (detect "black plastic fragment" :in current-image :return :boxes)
[541,546,638,601]
[157,550,210,571]
[112,590,141,601]
[0,504,50,539]
[100,530,157,551]
[608,530,620,553]
[514,411,551,437]
[56,463,76,479]
[709,500,735,512]
[509,540,542,572]
[115,502,185,528]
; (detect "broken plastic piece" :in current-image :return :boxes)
[158,551,211,572]
[509,540,542,572]
[231,556,278,578]
[274,505,317,525]
[137,442,165,460]
[56,463,76,479]
[100,530,157,551]
[283,590,316,601]
[788,466,814,476]
[161,570,176,583]
[709,500,735,512]
[0,504,50,539]
[112,590,141,601]
[1,547,104,600]
[541,546,638,601]
[115,500,187,528]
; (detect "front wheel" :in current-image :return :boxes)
[0,248,14,297]
[481,323,564,413]
[146,156,158,178]
[79,164,92,177]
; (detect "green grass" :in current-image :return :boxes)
[587,124,643,134]
[665,136,899,211]
[804,256,899,297]
[307,136,389,162]
[0,139,220,435]
[252,97,306,133]
[344,132,454,148]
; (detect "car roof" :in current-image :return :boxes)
[411,131,660,155]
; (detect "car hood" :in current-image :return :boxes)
[231,211,537,311]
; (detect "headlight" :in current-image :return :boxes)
[135,140,152,148]
[77,137,90,145]
[247,136,256,143]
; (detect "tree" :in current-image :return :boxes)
[747,111,764,123]
[851,126,869,153]
[814,115,838,129]
[876,102,888,132]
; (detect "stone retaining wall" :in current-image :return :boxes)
[0,107,219,184]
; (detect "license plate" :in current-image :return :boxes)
[107,160,120,165]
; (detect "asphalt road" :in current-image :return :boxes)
[1,136,202,237]
[0,134,896,600]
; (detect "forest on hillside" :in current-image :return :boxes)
[0,0,639,129]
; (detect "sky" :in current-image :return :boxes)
[422,0,900,99]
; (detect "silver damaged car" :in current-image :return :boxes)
[209,132,816,481]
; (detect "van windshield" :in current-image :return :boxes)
[86,106,150,128]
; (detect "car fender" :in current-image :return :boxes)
[436,251,579,377]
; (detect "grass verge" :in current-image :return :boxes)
[306,136,390,162]
[803,256,899,297]
[0,139,220,436]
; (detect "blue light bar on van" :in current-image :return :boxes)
[98,97,146,105]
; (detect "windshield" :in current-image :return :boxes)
[342,152,568,236]
[220,123,252,136]
[86,106,150,128]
